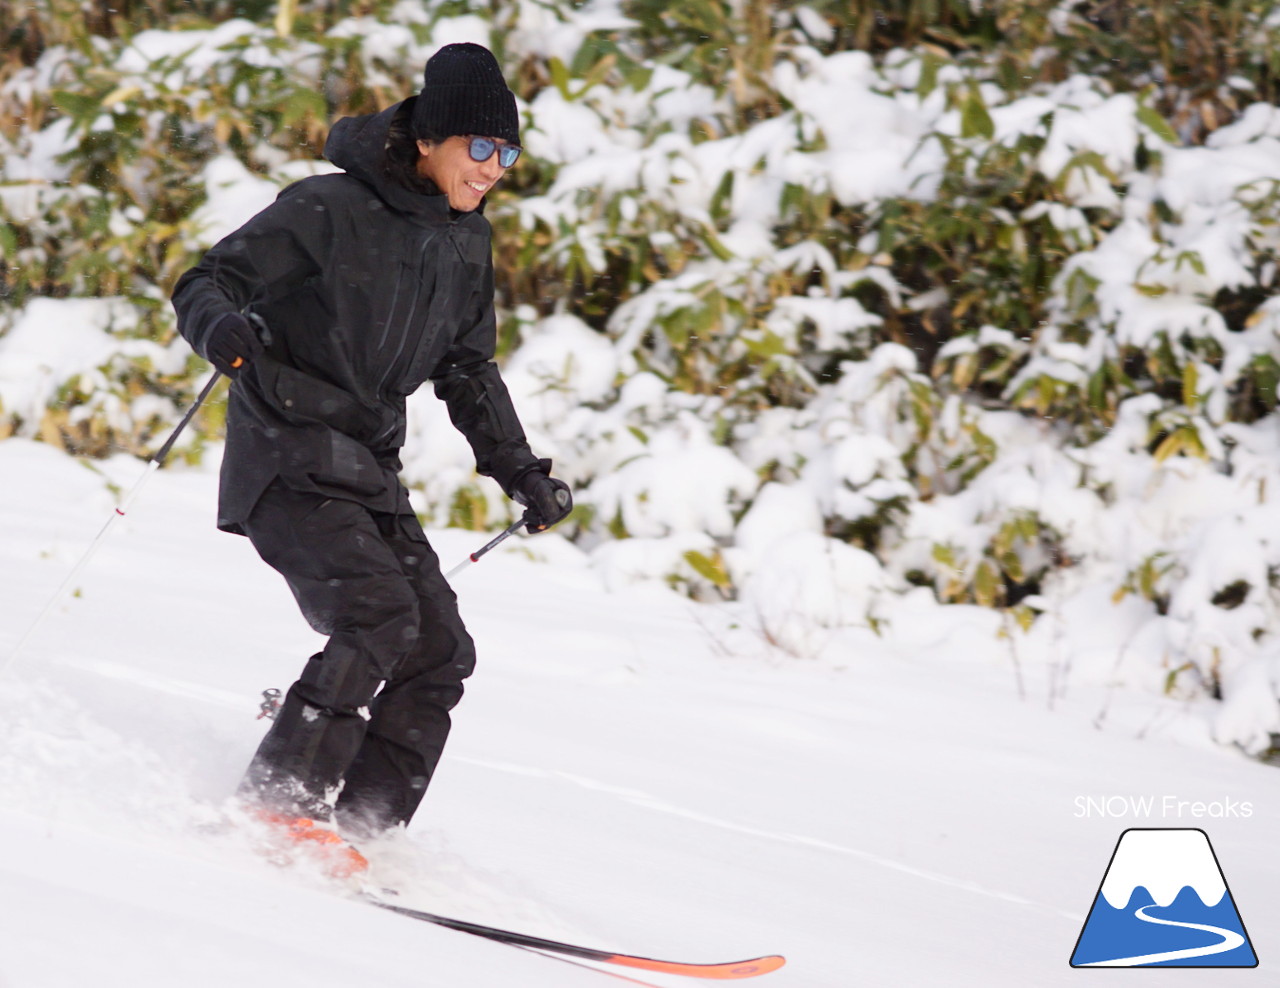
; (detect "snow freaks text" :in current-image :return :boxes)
[1073,796,1254,820]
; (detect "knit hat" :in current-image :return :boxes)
[411,43,520,146]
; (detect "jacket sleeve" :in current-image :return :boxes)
[172,183,330,362]
[430,257,542,495]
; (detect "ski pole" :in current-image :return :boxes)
[1,372,224,677]
[444,514,528,581]
[444,489,570,581]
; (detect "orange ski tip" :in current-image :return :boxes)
[250,809,369,877]
[608,953,787,979]
[327,845,370,879]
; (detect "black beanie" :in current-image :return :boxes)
[411,43,520,146]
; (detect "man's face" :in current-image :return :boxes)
[416,135,512,211]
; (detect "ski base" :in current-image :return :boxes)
[362,894,785,980]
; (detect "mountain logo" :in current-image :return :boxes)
[1070,828,1257,968]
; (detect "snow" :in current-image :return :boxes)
[0,298,136,423]
[3,439,1279,987]
[587,428,757,539]
[191,156,286,247]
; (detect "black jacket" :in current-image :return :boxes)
[173,100,540,534]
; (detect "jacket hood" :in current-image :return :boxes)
[324,98,451,221]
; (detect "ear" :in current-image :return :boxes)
[415,139,432,157]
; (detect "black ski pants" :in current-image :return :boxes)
[239,480,475,833]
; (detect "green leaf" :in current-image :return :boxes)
[1164,662,1193,695]
[1056,149,1118,191]
[1248,354,1280,409]
[917,51,943,99]
[1010,604,1036,633]
[1086,365,1109,413]
[1153,424,1208,463]
[1138,555,1169,599]
[702,226,734,262]
[999,550,1024,583]
[52,90,101,127]
[1182,361,1199,409]
[959,86,994,140]
[625,63,654,92]
[281,86,326,128]
[683,549,731,588]
[1137,105,1179,145]
[742,330,787,359]
[932,543,958,570]
[1175,250,1206,276]
[548,56,572,100]
[974,560,1000,607]
[709,169,734,223]
[1063,267,1100,317]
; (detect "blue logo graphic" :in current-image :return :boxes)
[1071,828,1257,968]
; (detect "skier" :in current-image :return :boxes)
[172,43,571,868]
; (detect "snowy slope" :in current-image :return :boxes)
[0,436,1276,987]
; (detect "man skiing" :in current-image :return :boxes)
[172,43,570,868]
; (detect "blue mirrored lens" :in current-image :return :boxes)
[467,137,521,168]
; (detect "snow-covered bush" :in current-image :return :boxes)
[5,0,1280,749]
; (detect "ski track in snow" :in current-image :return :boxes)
[457,753,1083,922]
[60,655,250,708]
[1076,904,1246,967]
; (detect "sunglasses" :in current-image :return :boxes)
[466,136,521,168]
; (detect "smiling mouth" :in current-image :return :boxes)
[466,181,488,195]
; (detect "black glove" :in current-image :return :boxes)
[205,311,265,377]
[512,461,573,533]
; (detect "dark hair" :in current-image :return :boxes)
[384,99,437,195]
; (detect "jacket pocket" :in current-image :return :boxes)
[258,356,390,445]
[307,429,386,498]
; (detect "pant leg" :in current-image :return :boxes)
[335,512,476,834]
[239,484,421,818]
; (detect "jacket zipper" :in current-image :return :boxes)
[375,229,438,395]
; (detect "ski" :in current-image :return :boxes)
[362,894,786,980]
